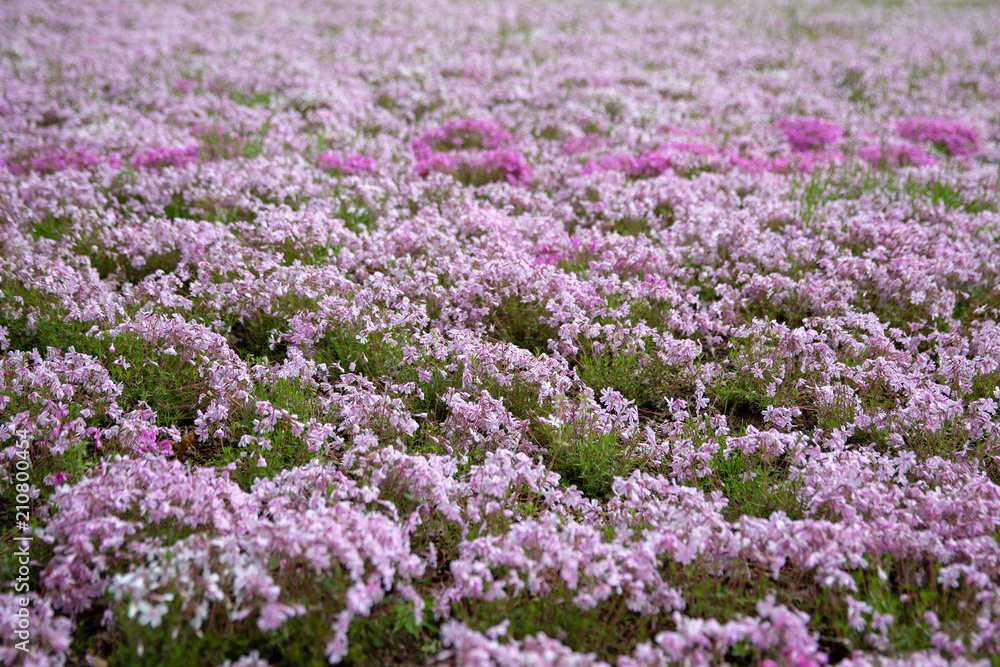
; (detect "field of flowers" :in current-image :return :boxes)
[1,0,1000,665]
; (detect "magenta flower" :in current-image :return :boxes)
[411,118,529,185]
[416,148,532,186]
[628,149,672,178]
[132,145,200,171]
[316,151,377,176]
[896,117,978,156]
[777,118,843,152]
[13,147,118,175]
[411,118,513,159]
[857,142,937,168]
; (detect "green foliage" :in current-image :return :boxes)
[912,178,995,214]
[0,282,98,355]
[496,18,532,55]
[708,384,769,435]
[0,284,222,428]
[111,559,432,667]
[275,238,340,266]
[610,216,650,236]
[30,212,75,241]
[198,126,243,161]
[952,279,1000,325]
[794,167,839,224]
[314,324,404,383]
[784,7,821,42]
[211,378,324,491]
[374,92,399,112]
[330,190,380,233]
[652,201,676,226]
[574,345,689,416]
[112,590,333,667]
[344,599,438,666]
[708,451,803,522]
[487,296,558,356]
[794,162,998,225]
[709,331,816,427]
[109,332,212,427]
[76,237,182,283]
[541,414,641,499]
[535,125,564,141]
[227,312,289,363]
[228,89,275,108]
[666,561,773,622]
[450,163,517,188]
[454,589,660,663]
[840,69,870,105]
[243,118,273,159]
[163,192,196,220]
[163,191,255,224]
[808,555,988,658]
[446,549,995,666]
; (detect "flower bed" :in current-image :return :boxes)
[1,0,999,665]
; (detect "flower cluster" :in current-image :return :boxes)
[412,119,532,186]
[315,151,377,176]
[132,146,201,172]
[857,142,937,169]
[5,147,117,176]
[411,119,515,158]
[896,118,980,156]
[777,118,844,152]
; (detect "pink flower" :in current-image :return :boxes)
[256,602,303,632]
[896,117,978,156]
[563,134,602,155]
[857,142,936,168]
[415,149,532,186]
[776,118,843,152]
[316,151,377,175]
[411,118,513,159]
[132,145,200,171]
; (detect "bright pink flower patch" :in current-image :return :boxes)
[8,147,118,175]
[316,151,377,176]
[896,117,978,156]
[777,118,844,152]
[132,146,200,171]
[858,142,937,168]
[411,118,514,159]
[411,119,530,185]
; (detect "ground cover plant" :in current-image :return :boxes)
[1,0,999,664]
